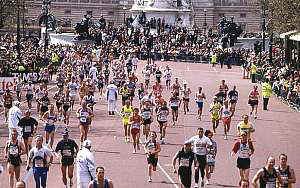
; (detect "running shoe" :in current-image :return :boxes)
[206,180,210,185]
[201,180,204,187]
[224,135,228,140]
[194,184,198,188]
[133,150,136,154]
[148,177,152,182]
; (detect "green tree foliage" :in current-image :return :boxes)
[263,0,300,32]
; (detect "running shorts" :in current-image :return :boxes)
[237,157,250,170]
[143,119,152,125]
[44,124,55,133]
[178,166,192,188]
[223,117,231,125]
[61,157,75,167]
[248,99,258,106]
[26,94,33,101]
[131,128,140,136]
[147,154,158,167]
[196,101,203,109]
[171,106,178,111]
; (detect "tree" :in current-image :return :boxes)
[261,0,300,32]
[0,0,24,29]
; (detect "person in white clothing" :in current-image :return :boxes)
[8,101,22,140]
[106,82,118,115]
[186,127,212,188]
[76,140,96,188]
[89,65,98,82]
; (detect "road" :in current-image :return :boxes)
[0,61,299,188]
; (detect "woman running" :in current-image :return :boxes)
[42,104,57,149]
[76,102,94,147]
[129,108,142,153]
[156,101,169,144]
[204,130,218,185]
[120,100,133,143]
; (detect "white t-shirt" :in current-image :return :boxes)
[107,84,118,101]
[8,106,22,129]
[187,135,212,155]
[76,147,96,182]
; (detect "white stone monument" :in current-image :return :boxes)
[130,0,192,28]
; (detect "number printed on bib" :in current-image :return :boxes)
[180,158,190,167]
[24,126,32,132]
[207,154,215,163]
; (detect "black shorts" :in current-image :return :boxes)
[26,94,33,101]
[248,100,258,106]
[41,106,48,113]
[63,105,70,112]
[237,157,250,170]
[4,103,12,109]
[97,83,104,89]
[195,154,207,168]
[171,106,179,111]
[22,132,33,139]
[8,157,22,167]
[178,166,192,188]
[122,96,129,102]
[183,98,190,102]
[128,92,135,97]
[61,157,75,166]
[56,102,63,108]
[157,120,167,125]
[143,119,152,125]
[230,100,237,104]
[147,154,158,167]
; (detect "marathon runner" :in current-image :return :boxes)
[83,91,96,112]
[120,100,133,143]
[195,87,206,120]
[25,82,34,109]
[228,86,239,116]
[172,141,194,188]
[236,114,255,140]
[252,156,283,188]
[182,82,192,114]
[62,92,72,126]
[275,154,296,187]
[156,101,169,144]
[35,84,45,117]
[142,67,151,89]
[248,85,259,119]
[141,101,153,143]
[67,77,79,111]
[79,81,88,105]
[3,89,13,123]
[55,129,79,188]
[88,166,114,188]
[53,87,64,121]
[219,80,229,100]
[231,131,255,185]
[155,66,162,83]
[186,127,212,187]
[129,108,142,153]
[144,131,161,183]
[42,104,57,149]
[209,96,222,134]
[169,92,181,126]
[164,66,172,90]
[76,102,94,147]
[171,77,181,96]
[40,92,50,119]
[17,110,38,156]
[220,100,232,140]
[204,130,217,185]
[26,135,54,188]
[4,129,26,188]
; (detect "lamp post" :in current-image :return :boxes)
[22,0,25,37]
[42,0,51,61]
[123,6,127,25]
[203,9,207,35]
[16,0,21,62]
[261,0,266,51]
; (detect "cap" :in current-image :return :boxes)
[62,129,69,136]
[213,96,218,99]
[82,140,92,148]
[13,101,21,106]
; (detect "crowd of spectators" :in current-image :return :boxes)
[0,23,299,110]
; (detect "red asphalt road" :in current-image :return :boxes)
[0,61,299,188]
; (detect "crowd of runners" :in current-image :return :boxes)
[0,30,299,188]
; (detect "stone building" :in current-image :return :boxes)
[25,0,261,32]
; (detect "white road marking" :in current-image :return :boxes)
[157,162,179,188]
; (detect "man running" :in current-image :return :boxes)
[4,129,26,188]
[205,130,217,185]
[141,101,153,143]
[275,154,296,187]
[88,166,114,188]
[220,100,232,140]
[236,114,255,140]
[231,131,254,185]
[164,66,172,90]
[144,131,161,182]
[186,127,212,187]
[252,156,283,188]
[169,92,181,126]
[156,101,169,144]
[195,87,206,120]
[209,96,222,134]
[18,110,38,156]
[172,141,195,188]
[248,85,259,119]
[228,85,239,116]
[182,82,192,114]
[42,104,57,149]
[8,101,22,140]
[27,135,54,188]
[106,81,118,115]
[55,130,79,188]
[219,80,229,100]
[67,77,79,111]
[120,100,133,143]
[129,108,142,153]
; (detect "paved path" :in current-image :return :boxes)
[0,61,299,187]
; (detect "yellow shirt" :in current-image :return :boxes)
[211,54,217,64]
[262,82,272,98]
[210,103,221,117]
[237,121,254,139]
[121,106,133,120]
[251,64,257,74]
